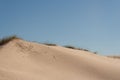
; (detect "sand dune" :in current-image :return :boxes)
[0,39,120,80]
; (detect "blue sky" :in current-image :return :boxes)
[0,0,120,55]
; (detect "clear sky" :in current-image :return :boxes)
[0,0,120,55]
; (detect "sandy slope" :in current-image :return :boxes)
[0,39,120,80]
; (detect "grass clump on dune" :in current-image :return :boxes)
[0,35,19,46]
[64,45,98,54]
[64,45,80,50]
[64,45,91,52]
[108,56,120,59]
[43,43,57,46]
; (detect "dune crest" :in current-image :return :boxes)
[0,39,120,80]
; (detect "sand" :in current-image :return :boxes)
[0,39,120,80]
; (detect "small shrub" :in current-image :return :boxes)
[0,35,19,46]
[93,52,97,54]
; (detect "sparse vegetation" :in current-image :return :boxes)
[108,56,120,59]
[64,45,97,54]
[0,35,19,46]
[64,45,89,51]
[93,52,97,54]
[43,43,57,46]
[0,35,97,54]
[64,45,80,50]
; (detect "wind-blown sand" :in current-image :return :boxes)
[0,39,120,80]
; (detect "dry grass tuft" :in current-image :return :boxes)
[43,43,57,46]
[0,35,19,46]
[64,45,80,50]
[108,56,120,59]
[64,45,89,51]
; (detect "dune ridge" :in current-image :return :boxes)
[0,39,120,80]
